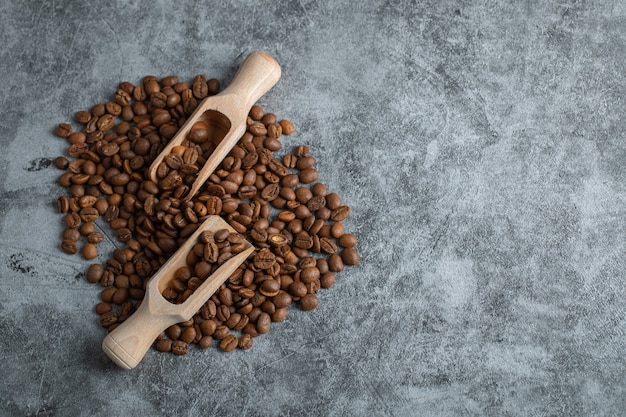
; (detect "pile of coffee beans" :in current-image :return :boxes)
[162,228,248,305]
[54,72,360,354]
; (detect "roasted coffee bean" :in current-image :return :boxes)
[62,228,81,242]
[279,119,294,135]
[256,312,271,334]
[56,123,72,138]
[328,254,344,272]
[180,327,197,344]
[259,279,280,297]
[213,325,230,340]
[80,207,99,223]
[192,74,208,99]
[320,272,336,289]
[61,240,78,254]
[188,121,209,143]
[272,291,292,309]
[155,338,173,352]
[300,294,319,311]
[172,340,189,355]
[198,335,213,349]
[331,222,344,239]
[325,193,342,210]
[299,167,319,184]
[97,114,115,131]
[54,156,69,170]
[330,206,350,222]
[249,105,264,121]
[341,247,360,266]
[111,287,128,304]
[57,196,70,213]
[200,319,217,336]
[82,243,98,260]
[100,311,118,327]
[320,237,338,254]
[254,248,276,270]
[238,333,254,350]
[95,301,112,315]
[338,233,358,248]
[75,110,91,124]
[294,231,313,249]
[64,212,81,228]
[219,334,238,352]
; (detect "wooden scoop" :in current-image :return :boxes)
[147,51,281,201]
[102,215,254,370]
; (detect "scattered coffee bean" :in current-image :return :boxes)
[54,71,359,359]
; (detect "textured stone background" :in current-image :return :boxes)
[1,1,625,416]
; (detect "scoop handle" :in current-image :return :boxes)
[221,51,282,111]
[102,294,180,370]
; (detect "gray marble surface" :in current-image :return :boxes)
[1,1,625,416]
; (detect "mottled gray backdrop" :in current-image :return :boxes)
[1,1,625,416]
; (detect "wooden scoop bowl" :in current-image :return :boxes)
[147,51,281,201]
[102,215,254,370]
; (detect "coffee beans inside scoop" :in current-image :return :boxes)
[54,73,359,354]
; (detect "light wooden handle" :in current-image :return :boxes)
[102,291,182,370]
[221,51,282,112]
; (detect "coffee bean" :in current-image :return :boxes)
[155,338,173,352]
[249,105,264,121]
[192,74,208,99]
[254,248,276,270]
[320,237,338,254]
[80,243,97,260]
[320,272,336,289]
[97,114,115,131]
[213,325,230,340]
[330,205,350,222]
[256,312,271,334]
[238,334,254,350]
[56,123,72,138]
[188,121,209,143]
[325,193,342,210]
[341,247,360,266]
[198,335,213,349]
[62,228,80,242]
[111,288,128,304]
[299,167,319,184]
[75,110,91,124]
[100,311,118,327]
[279,119,295,135]
[300,294,319,311]
[64,212,81,228]
[219,334,238,352]
[328,254,344,272]
[248,122,267,136]
[338,233,358,248]
[172,340,189,355]
[180,327,196,344]
[95,301,112,315]
[200,319,217,336]
[260,279,280,297]
[61,240,78,255]
[272,291,292,309]
[80,207,99,223]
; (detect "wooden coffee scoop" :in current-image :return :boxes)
[102,215,254,370]
[147,51,281,200]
